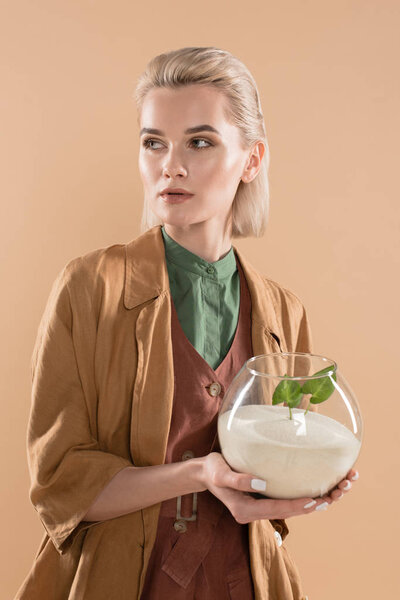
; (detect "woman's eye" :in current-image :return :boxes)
[142,138,212,150]
[191,138,211,149]
[142,139,163,150]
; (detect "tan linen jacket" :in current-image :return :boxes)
[16,225,314,600]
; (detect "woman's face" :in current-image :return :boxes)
[138,84,263,232]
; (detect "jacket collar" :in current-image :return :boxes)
[124,225,282,336]
[124,225,169,309]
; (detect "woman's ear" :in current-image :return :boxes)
[241,141,265,183]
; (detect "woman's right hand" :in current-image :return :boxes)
[200,451,334,524]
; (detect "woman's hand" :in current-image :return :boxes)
[200,452,359,524]
[325,467,359,502]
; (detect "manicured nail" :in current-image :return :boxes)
[304,500,317,509]
[315,502,329,511]
[351,471,359,481]
[343,480,351,490]
[251,478,267,491]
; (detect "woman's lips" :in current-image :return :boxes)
[160,193,194,204]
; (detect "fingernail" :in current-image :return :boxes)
[251,478,267,491]
[315,502,329,511]
[304,500,317,509]
[351,471,359,481]
[343,480,351,490]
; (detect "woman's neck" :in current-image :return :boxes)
[162,222,232,263]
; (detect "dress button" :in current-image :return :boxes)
[182,450,195,460]
[274,530,282,547]
[174,519,188,533]
[206,265,215,274]
[208,382,222,397]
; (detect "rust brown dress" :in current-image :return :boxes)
[140,256,257,599]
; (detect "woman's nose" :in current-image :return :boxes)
[163,165,187,178]
[162,151,187,178]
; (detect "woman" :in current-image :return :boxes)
[15,47,358,600]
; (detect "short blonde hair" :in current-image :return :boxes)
[134,46,270,239]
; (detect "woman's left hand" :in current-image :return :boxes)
[324,469,359,504]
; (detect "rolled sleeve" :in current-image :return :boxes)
[27,264,133,555]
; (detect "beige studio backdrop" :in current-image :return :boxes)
[2,1,399,599]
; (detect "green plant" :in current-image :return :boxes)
[272,365,337,419]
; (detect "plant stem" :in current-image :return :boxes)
[289,405,293,420]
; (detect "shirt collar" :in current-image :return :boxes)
[161,225,237,280]
[123,225,284,345]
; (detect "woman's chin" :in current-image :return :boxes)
[153,210,202,228]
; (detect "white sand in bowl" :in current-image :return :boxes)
[218,404,361,499]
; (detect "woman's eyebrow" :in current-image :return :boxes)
[140,125,221,136]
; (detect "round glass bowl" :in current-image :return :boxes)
[217,353,363,499]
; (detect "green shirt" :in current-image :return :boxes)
[161,225,240,370]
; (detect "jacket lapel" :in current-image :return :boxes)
[124,226,172,468]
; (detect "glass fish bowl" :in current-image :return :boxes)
[217,353,363,499]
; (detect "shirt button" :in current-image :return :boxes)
[274,530,282,547]
[174,519,188,533]
[208,382,222,397]
[206,265,215,274]
[182,450,195,460]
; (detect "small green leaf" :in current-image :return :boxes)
[301,365,336,403]
[312,364,337,381]
[272,377,303,408]
[309,394,329,404]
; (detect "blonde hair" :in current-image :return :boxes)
[134,46,270,239]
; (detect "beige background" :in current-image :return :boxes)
[2,1,399,598]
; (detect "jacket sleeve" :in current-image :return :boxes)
[27,263,133,556]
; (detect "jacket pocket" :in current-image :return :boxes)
[266,329,284,353]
